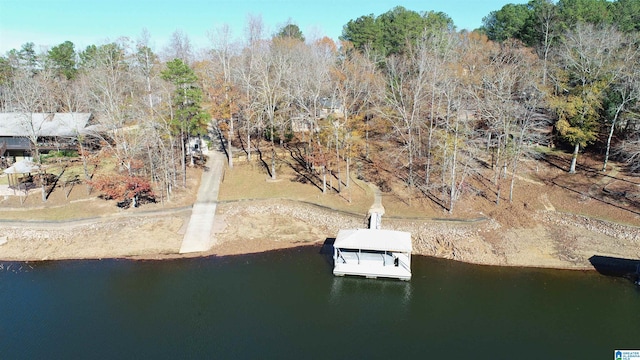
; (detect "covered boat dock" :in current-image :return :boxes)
[333,229,412,281]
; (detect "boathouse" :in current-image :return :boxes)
[333,228,412,281]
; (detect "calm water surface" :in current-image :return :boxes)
[1,246,638,359]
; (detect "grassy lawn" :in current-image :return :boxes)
[0,200,111,221]
[0,157,100,186]
[3,147,635,226]
[0,157,151,220]
[219,159,373,215]
[219,158,452,219]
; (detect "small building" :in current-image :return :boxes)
[0,112,92,158]
[333,229,412,281]
[3,158,41,192]
[319,97,344,118]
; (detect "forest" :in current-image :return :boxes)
[0,0,638,214]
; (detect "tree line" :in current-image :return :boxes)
[0,3,638,213]
[480,0,640,174]
[0,31,208,206]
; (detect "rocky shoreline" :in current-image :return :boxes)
[0,199,638,270]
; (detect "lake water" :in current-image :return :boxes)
[1,246,638,359]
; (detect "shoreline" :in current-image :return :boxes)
[0,199,638,271]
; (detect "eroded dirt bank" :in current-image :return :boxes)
[0,199,637,271]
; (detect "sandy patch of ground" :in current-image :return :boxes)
[0,216,186,261]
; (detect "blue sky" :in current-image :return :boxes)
[0,0,520,54]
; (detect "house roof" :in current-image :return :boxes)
[334,229,412,253]
[0,113,92,137]
[3,159,40,174]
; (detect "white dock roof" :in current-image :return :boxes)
[334,229,412,253]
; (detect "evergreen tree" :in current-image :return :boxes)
[47,40,77,79]
[613,0,640,32]
[161,58,208,138]
[18,42,39,70]
[161,58,209,185]
[482,3,531,42]
[556,0,613,28]
[341,6,453,57]
[276,23,305,42]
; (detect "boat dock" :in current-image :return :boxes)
[333,228,412,281]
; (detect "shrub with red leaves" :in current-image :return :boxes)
[89,174,156,208]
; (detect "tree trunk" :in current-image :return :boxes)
[181,133,187,187]
[322,166,326,194]
[190,137,195,167]
[407,128,414,188]
[147,142,156,202]
[493,136,502,183]
[247,130,252,162]
[365,124,370,160]
[346,150,350,189]
[425,115,435,187]
[329,169,333,190]
[271,144,276,180]
[569,142,579,174]
[78,141,91,195]
[228,127,234,168]
[270,115,276,180]
[32,146,47,203]
[449,119,459,214]
[602,104,623,172]
[169,133,177,191]
[335,130,341,193]
[509,158,518,203]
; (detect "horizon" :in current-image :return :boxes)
[0,0,520,55]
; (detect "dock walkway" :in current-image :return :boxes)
[179,144,226,254]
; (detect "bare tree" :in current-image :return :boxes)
[244,14,265,47]
[283,38,336,195]
[54,75,95,194]
[164,29,193,64]
[332,48,379,192]
[208,24,240,167]
[421,31,458,190]
[8,67,56,201]
[382,46,429,188]
[239,36,293,180]
[82,43,144,178]
[551,24,625,173]
[602,36,640,172]
[616,134,640,173]
[474,41,547,203]
[134,29,159,114]
[529,0,557,86]
[231,14,267,164]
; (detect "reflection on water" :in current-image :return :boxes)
[1,246,639,359]
[329,276,413,306]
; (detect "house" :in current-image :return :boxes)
[0,112,92,158]
[319,97,344,118]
